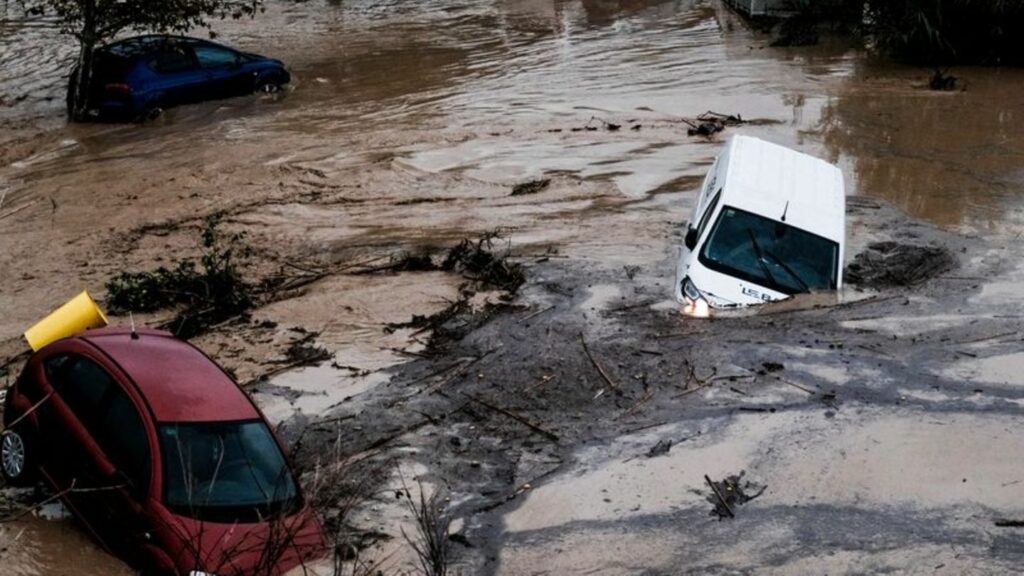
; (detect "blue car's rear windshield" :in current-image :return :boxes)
[159,420,300,522]
[91,53,134,83]
[698,206,839,295]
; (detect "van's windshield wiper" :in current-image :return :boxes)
[762,249,811,293]
[746,229,780,290]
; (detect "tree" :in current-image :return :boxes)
[10,0,263,120]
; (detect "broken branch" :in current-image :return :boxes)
[518,305,555,324]
[617,389,654,420]
[462,393,559,443]
[705,474,735,519]
[579,332,619,391]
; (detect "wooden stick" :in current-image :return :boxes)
[518,305,555,324]
[363,419,431,453]
[607,300,657,313]
[2,391,54,432]
[856,344,892,358]
[580,332,618,390]
[422,363,471,395]
[0,351,30,374]
[734,366,815,396]
[422,347,501,395]
[672,382,708,399]
[0,199,38,221]
[462,393,559,443]
[473,463,563,513]
[705,474,734,518]
[617,389,654,420]
[771,374,816,395]
[960,331,1017,345]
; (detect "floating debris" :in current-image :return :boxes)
[684,111,746,137]
[929,69,958,91]
[511,179,551,197]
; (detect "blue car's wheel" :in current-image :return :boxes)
[136,104,164,123]
[255,78,283,94]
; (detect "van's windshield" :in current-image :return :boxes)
[699,206,839,295]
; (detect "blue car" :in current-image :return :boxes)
[69,35,291,121]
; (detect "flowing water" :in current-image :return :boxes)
[3,0,1024,573]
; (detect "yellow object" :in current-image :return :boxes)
[24,291,109,351]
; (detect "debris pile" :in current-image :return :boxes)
[385,232,524,350]
[545,119,623,133]
[358,232,525,293]
[845,241,955,288]
[385,252,438,273]
[441,233,525,293]
[704,472,766,519]
[646,439,673,458]
[929,69,958,91]
[284,331,332,367]
[683,111,746,137]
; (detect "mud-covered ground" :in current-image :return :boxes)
[3,1,1024,575]
[295,198,1024,575]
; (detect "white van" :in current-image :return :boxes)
[675,135,845,316]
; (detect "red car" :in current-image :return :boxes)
[1,327,324,575]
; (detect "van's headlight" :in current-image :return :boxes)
[681,277,711,318]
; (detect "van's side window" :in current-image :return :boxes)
[697,159,718,212]
[696,190,722,241]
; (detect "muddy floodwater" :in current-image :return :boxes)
[3,0,1024,575]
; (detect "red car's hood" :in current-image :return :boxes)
[157,507,326,575]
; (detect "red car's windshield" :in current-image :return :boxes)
[159,420,300,522]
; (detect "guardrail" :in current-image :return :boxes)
[722,0,796,18]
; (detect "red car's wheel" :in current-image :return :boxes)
[1,427,36,487]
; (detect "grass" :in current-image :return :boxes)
[400,480,452,576]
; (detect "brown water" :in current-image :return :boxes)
[4,0,1024,574]
[1,514,132,575]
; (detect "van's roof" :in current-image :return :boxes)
[719,135,844,242]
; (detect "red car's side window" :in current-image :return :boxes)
[101,389,151,495]
[46,354,151,496]
[43,353,71,381]
[50,356,114,428]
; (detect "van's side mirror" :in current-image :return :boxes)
[684,227,698,250]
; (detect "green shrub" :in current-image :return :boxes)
[105,216,253,337]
